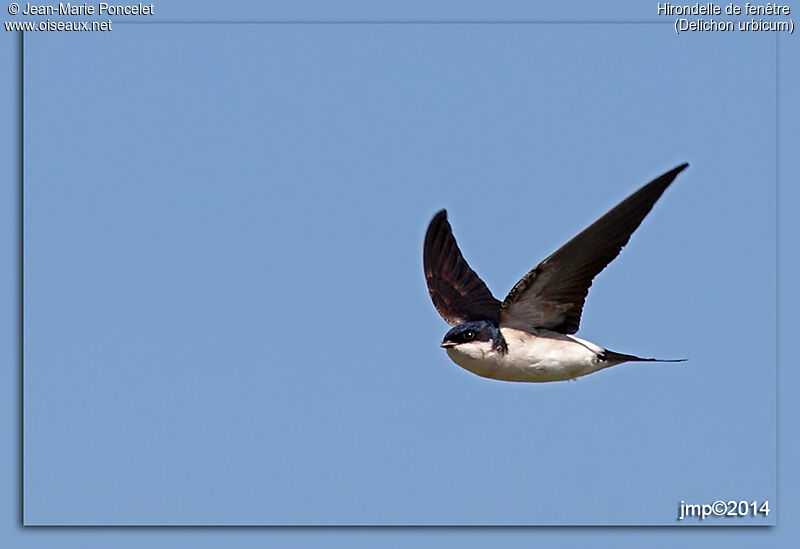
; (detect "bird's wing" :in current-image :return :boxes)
[423,210,501,326]
[499,163,688,335]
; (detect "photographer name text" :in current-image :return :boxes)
[19,2,153,15]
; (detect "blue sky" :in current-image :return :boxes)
[2,0,799,546]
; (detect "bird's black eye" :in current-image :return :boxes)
[462,330,475,341]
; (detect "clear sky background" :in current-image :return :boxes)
[2,0,798,546]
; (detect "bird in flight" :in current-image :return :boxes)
[423,163,688,382]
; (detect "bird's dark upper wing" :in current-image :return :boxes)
[499,163,689,335]
[424,210,501,326]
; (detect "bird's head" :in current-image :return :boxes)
[441,320,506,355]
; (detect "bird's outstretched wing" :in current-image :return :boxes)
[500,163,689,335]
[424,210,501,326]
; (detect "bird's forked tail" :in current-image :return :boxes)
[602,349,687,365]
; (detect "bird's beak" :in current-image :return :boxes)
[440,341,456,348]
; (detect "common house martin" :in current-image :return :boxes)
[423,164,688,382]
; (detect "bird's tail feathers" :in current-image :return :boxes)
[602,350,687,364]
